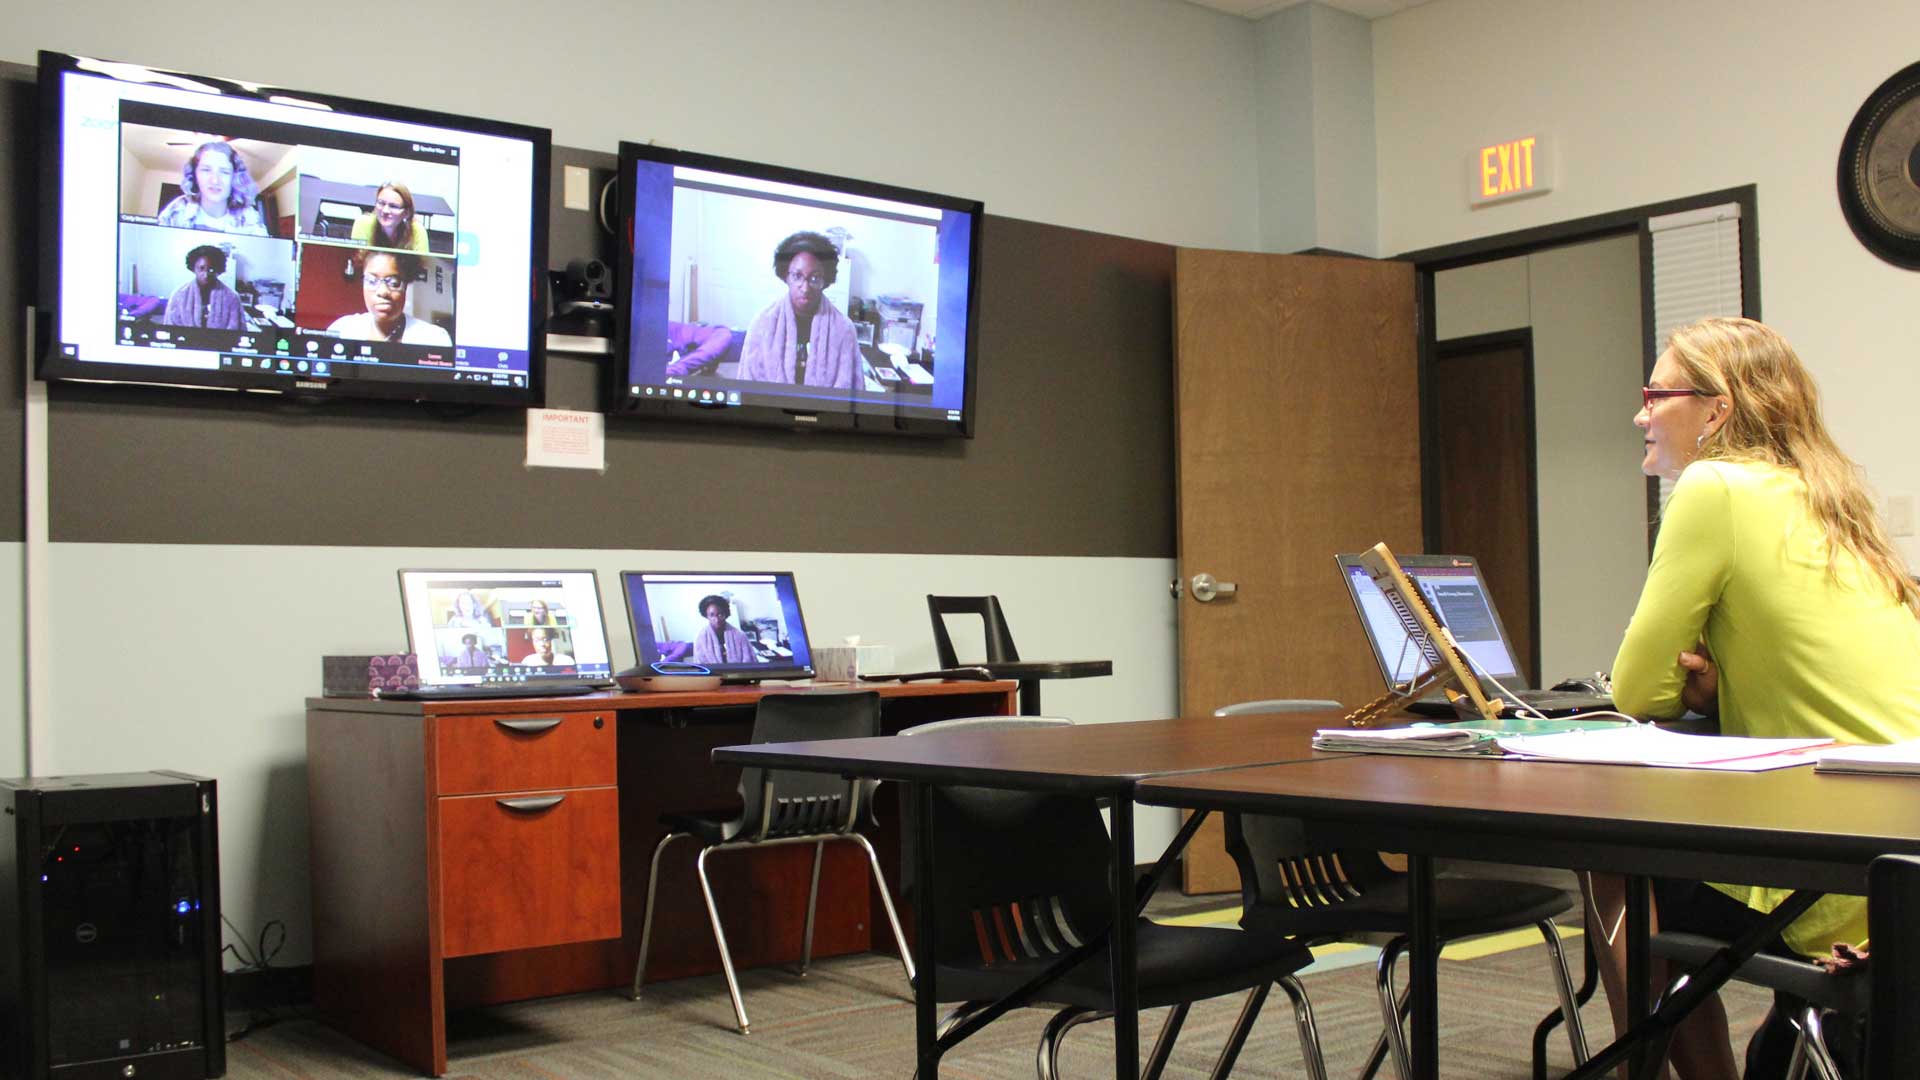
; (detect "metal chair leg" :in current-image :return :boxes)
[1359,982,1412,1080]
[1535,918,1591,1065]
[1799,1006,1845,1080]
[1205,985,1266,1080]
[630,831,682,1000]
[694,846,752,1035]
[852,831,917,983]
[1144,1001,1191,1080]
[1786,1024,1813,1080]
[1276,975,1330,1080]
[1375,937,1414,1080]
[1038,1006,1107,1080]
[799,840,824,976]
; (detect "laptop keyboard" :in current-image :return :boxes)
[378,682,606,701]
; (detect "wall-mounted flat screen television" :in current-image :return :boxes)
[36,50,551,405]
[612,142,982,437]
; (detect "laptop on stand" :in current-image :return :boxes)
[389,569,617,699]
[1335,553,1614,718]
[621,571,818,683]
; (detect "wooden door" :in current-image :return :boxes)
[1430,337,1539,684]
[1174,251,1422,893]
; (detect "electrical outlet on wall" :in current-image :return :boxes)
[1887,494,1915,538]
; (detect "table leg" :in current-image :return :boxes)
[1408,853,1439,1080]
[1018,680,1042,716]
[1625,875,1652,1080]
[1109,796,1139,1079]
[914,782,939,1080]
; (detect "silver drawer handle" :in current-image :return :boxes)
[494,718,563,734]
[496,795,565,813]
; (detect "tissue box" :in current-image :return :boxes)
[322,653,419,697]
[815,644,893,683]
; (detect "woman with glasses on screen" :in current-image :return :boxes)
[155,141,269,236]
[326,250,451,346]
[350,182,430,252]
[1591,317,1920,1078]
[738,231,859,389]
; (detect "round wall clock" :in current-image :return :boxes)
[1839,60,1920,270]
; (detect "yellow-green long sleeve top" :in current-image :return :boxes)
[1612,459,1920,956]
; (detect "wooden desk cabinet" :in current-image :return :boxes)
[306,681,1016,1075]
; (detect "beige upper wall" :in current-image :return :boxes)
[1375,0,1920,557]
[7,0,1267,251]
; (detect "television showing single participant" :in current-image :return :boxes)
[613,142,980,435]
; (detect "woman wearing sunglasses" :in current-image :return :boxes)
[1590,317,1920,1078]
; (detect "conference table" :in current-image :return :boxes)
[712,710,1329,1079]
[1137,752,1920,1080]
[717,713,1920,1079]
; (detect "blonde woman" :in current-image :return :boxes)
[1594,317,1920,1078]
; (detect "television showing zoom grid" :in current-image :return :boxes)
[37,51,550,405]
[614,142,983,436]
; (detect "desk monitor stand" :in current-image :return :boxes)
[1343,542,1502,728]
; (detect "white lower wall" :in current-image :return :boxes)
[0,543,21,779]
[37,544,1178,965]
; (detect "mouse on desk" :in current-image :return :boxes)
[1551,676,1609,695]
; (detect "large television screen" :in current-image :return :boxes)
[36,50,551,405]
[612,142,982,436]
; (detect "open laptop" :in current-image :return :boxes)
[622,571,817,683]
[392,570,617,698]
[1335,553,1614,718]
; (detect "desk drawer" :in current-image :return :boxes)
[434,710,614,795]
[438,786,620,957]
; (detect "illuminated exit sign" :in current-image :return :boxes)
[1471,134,1554,206]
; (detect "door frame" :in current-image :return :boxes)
[1398,184,1762,559]
[1427,327,1541,683]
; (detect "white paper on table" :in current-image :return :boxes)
[525,408,605,471]
[1496,725,1833,771]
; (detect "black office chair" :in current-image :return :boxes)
[1215,699,1589,1080]
[903,715,1329,1080]
[1650,931,1866,1080]
[928,594,1021,668]
[630,690,913,1035]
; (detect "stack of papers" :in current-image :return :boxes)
[1312,726,1503,756]
[1496,726,1833,772]
[1813,739,1920,776]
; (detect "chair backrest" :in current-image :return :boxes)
[738,690,883,842]
[927,595,1020,668]
[896,716,1108,966]
[1224,813,1398,922]
[1213,699,1343,717]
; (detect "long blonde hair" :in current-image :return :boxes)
[1669,317,1920,613]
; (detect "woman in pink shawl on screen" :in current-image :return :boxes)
[738,231,860,389]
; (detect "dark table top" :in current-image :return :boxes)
[713,709,1333,794]
[1136,754,1920,894]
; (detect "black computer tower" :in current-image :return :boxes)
[0,772,224,1079]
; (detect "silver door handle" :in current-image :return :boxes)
[1190,573,1238,603]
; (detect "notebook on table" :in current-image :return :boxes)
[391,569,617,699]
[621,571,817,683]
[1334,552,1615,719]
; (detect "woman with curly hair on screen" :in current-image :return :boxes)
[155,141,268,235]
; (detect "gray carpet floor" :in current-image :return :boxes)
[221,930,1773,1078]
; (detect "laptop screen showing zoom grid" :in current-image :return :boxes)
[397,569,616,688]
[1336,554,1527,692]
